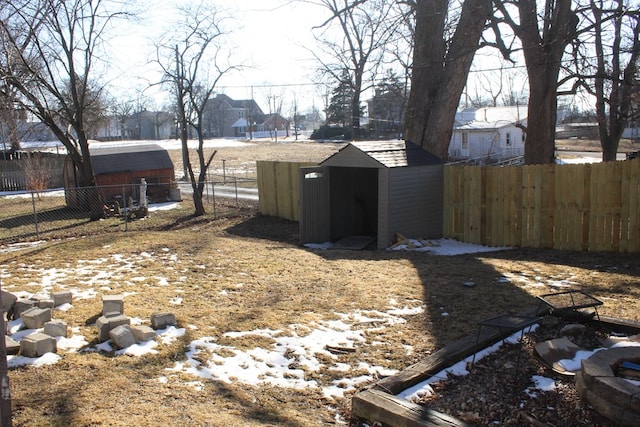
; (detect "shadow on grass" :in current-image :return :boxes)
[224,215,639,349]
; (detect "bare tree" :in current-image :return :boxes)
[0,0,129,218]
[312,0,399,140]
[574,0,640,161]
[155,2,239,216]
[404,0,492,159]
[0,84,22,152]
[492,0,579,164]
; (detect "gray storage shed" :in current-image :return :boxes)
[299,140,444,249]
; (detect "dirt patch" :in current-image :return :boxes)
[409,316,634,426]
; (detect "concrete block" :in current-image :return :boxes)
[43,320,68,338]
[5,336,20,355]
[95,313,130,342]
[109,325,136,349]
[0,291,17,314]
[36,299,55,309]
[150,312,176,330]
[102,294,124,315]
[21,307,52,329]
[12,299,38,320]
[51,291,72,307]
[20,332,56,357]
[131,325,156,343]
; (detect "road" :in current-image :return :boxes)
[177,182,259,201]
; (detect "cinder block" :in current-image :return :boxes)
[131,325,156,343]
[109,325,136,349]
[95,313,130,342]
[51,291,73,307]
[0,291,17,314]
[150,312,176,330]
[21,307,52,329]
[36,299,55,309]
[43,320,68,338]
[12,299,38,320]
[5,336,20,355]
[20,332,56,357]
[102,295,124,315]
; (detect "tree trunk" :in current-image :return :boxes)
[404,0,491,160]
[524,72,558,165]
[517,0,578,165]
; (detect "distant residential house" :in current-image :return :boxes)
[449,106,527,162]
[96,111,174,141]
[203,94,264,138]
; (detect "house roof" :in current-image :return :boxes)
[89,144,174,175]
[321,140,443,168]
[454,106,527,131]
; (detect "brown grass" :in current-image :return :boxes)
[1,140,639,427]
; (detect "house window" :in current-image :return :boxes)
[462,132,469,149]
[238,111,244,118]
[505,132,512,146]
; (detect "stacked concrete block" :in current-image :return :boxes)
[5,336,20,355]
[109,325,136,349]
[32,295,55,309]
[102,295,124,315]
[20,332,56,357]
[12,299,38,320]
[96,312,130,342]
[1,291,17,315]
[43,320,68,338]
[21,307,52,329]
[150,312,177,330]
[131,325,156,342]
[50,291,73,307]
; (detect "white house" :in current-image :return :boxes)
[449,106,527,162]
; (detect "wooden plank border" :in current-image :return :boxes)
[351,311,640,427]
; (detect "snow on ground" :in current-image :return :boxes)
[2,231,633,406]
[167,305,416,399]
[19,138,256,153]
[305,238,512,256]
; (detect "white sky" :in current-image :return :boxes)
[106,0,330,113]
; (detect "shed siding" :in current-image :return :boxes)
[384,165,443,247]
[377,168,390,249]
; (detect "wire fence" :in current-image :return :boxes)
[0,179,258,246]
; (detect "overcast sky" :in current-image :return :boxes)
[106,0,329,113]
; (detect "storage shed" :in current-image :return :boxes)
[299,140,443,250]
[64,143,175,209]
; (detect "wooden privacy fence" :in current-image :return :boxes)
[257,161,315,221]
[444,157,640,252]
[257,158,640,252]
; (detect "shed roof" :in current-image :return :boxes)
[321,140,443,168]
[89,144,174,175]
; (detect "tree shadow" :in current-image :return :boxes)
[226,215,640,348]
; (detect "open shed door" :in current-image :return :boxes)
[299,166,330,244]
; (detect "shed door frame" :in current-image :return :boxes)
[299,166,330,244]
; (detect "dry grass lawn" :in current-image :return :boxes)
[1,140,639,427]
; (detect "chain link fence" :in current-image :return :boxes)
[0,178,258,245]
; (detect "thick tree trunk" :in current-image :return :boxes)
[404,0,491,160]
[517,0,578,165]
[524,73,558,165]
